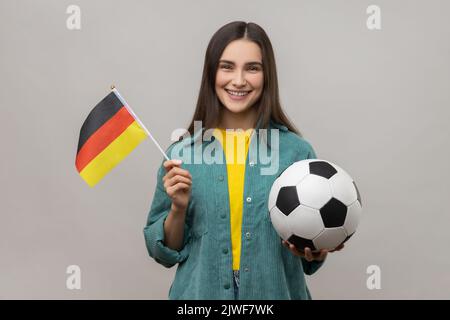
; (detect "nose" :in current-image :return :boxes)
[232,71,247,88]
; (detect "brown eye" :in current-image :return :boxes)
[220,64,232,70]
[248,65,261,72]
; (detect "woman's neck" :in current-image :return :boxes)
[218,106,258,130]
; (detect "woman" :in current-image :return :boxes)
[143,21,342,300]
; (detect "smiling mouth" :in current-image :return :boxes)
[225,89,252,97]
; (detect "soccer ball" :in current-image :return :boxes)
[268,159,362,252]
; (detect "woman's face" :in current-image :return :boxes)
[215,39,264,116]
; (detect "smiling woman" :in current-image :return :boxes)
[186,21,300,135]
[143,21,328,300]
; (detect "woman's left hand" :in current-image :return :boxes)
[282,240,345,262]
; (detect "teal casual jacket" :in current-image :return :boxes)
[143,120,325,300]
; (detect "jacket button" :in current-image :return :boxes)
[222,248,228,254]
[249,161,255,167]
[220,213,226,219]
[218,175,224,181]
[224,283,230,289]
[246,197,252,203]
[245,232,251,239]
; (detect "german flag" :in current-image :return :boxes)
[76,89,148,187]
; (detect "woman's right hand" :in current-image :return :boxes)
[162,159,192,213]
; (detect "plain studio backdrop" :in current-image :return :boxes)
[1,0,449,299]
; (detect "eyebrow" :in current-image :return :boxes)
[219,59,263,67]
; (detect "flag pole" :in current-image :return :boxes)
[110,85,170,161]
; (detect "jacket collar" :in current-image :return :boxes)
[186,118,288,146]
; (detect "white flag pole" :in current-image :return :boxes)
[111,86,170,161]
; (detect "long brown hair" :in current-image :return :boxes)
[186,21,301,137]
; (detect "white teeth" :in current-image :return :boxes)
[227,90,250,96]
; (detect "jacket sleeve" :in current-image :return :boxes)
[300,140,326,275]
[143,161,191,268]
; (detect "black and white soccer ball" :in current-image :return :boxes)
[268,159,362,252]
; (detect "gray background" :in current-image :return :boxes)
[1,0,449,299]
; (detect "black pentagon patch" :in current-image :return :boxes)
[353,181,362,206]
[320,198,347,228]
[288,235,316,252]
[276,186,300,216]
[309,161,337,179]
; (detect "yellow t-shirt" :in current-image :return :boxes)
[213,128,253,271]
